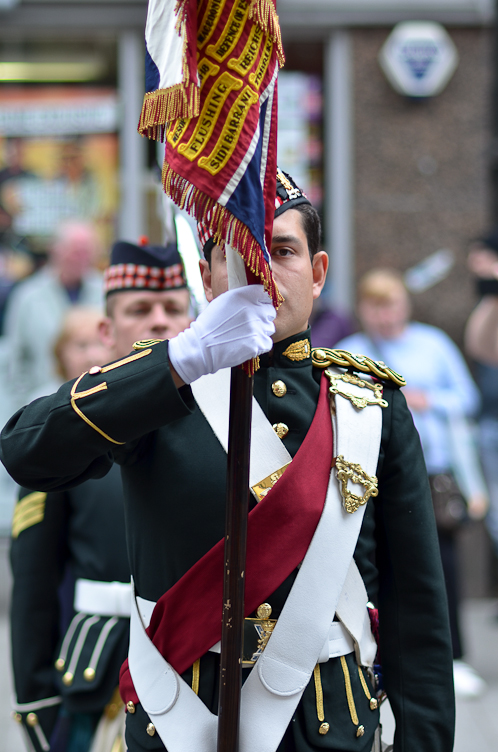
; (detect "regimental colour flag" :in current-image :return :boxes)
[138,0,285,309]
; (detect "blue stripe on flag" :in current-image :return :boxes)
[226,100,269,260]
[145,43,161,93]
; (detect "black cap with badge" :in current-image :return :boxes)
[274,168,311,218]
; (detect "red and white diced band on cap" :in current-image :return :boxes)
[104,239,187,296]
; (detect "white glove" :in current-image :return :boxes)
[168,285,276,384]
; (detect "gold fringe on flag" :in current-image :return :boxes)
[249,0,285,68]
[174,0,190,32]
[138,0,200,141]
[163,163,283,311]
[138,82,199,141]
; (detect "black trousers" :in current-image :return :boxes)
[437,529,463,660]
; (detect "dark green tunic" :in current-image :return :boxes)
[1,330,455,752]
[10,465,130,751]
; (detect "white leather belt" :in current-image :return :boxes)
[75,579,132,617]
[136,596,356,663]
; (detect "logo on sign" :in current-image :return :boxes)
[400,41,439,80]
[379,22,458,98]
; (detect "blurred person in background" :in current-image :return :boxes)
[0,138,35,333]
[465,231,498,590]
[56,140,101,222]
[9,240,192,752]
[309,296,355,349]
[465,230,498,365]
[337,268,487,699]
[0,138,33,233]
[30,307,108,399]
[3,220,102,407]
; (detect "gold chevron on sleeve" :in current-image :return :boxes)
[12,492,47,538]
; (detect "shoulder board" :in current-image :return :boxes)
[133,339,164,350]
[311,347,406,388]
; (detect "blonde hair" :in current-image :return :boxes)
[358,268,407,303]
[53,307,103,379]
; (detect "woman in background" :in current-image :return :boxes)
[337,268,488,700]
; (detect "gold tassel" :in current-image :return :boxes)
[192,659,200,695]
[242,356,260,376]
[340,656,365,738]
[248,0,285,67]
[358,666,378,710]
[313,664,330,735]
[138,84,200,141]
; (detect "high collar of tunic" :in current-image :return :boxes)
[259,328,313,370]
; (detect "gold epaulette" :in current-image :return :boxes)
[311,348,406,388]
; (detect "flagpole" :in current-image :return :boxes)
[217,365,253,752]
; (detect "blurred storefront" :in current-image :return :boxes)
[0,2,146,256]
[0,88,119,251]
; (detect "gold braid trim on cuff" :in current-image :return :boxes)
[69,349,153,445]
[70,373,125,446]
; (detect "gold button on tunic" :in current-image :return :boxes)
[273,423,289,438]
[271,380,287,397]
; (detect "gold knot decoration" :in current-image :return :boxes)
[326,371,388,410]
[312,348,406,387]
[335,456,378,514]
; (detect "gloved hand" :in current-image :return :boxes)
[168,285,276,384]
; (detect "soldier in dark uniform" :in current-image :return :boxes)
[1,172,455,752]
[9,241,193,752]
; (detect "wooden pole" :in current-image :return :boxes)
[217,365,254,752]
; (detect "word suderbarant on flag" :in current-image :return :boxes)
[138,0,285,311]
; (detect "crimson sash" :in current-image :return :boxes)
[120,372,333,704]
